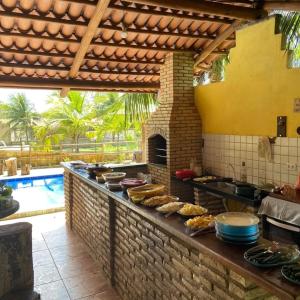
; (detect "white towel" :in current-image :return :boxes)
[258,136,272,162]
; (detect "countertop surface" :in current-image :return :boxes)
[172,176,263,206]
[62,163,300,300]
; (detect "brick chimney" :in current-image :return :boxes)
[145,52,202,197]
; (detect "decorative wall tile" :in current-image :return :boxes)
[203,134,300,186]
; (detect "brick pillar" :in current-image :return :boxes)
[146,52,202,198]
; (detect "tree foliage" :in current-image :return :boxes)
[279,12,300,52]
[32,91,157,148]
[1,93,39,143]
[34,91,95,150]
[89,92,157,141]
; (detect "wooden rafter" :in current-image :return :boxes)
[61,0,234,24]
[194,20,241,72]
[0,76,159,91]
[60,0,110,96]
[0,48,164,66]
[263,1,300,11]
[0,11,235,42]
[0,0,259,88]
[67,0,111,81]
[126,0,264,20]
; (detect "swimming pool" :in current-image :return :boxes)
[0,174,64,214]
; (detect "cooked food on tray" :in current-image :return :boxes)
[185,215,215,229]
[156,202,185,213]
[244,243,300,267]
[178,204,208,216]
[282,263,300,285]
[131,196,145,204]
[142,195,179,207]
[127,184,165,199]
[120,178,147,191]
[193,176,217,182]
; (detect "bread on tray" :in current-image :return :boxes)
[142,195,179,207]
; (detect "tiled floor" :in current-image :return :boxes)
[0,212,121,300]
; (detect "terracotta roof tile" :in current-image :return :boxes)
[0,0,261,91]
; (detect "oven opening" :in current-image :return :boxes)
[148,134,167,165]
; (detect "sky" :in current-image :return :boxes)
[0,88,54,113]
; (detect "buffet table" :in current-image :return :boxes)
[62,163,300,300]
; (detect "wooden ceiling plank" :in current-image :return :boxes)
[124,0,264,20]
[263,1,300,11]
[194,20,241,71]
[0,11,235,42]
[61,0,234,24]
[0,75,160,91]
[0,48,164,65]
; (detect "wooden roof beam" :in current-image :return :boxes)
[62,0,111,96]
[194,20,241,71]
[128,0,265,20]
[263,1,300,12]
[0,76,159,91]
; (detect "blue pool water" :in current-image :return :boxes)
[1,174,64,213]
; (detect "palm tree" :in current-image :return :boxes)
[35,91,95,151]
[1,93,39,144]
[276,12,300,67]
[92,92,158,141]
[279,12,300,52]
[94,92,157,124]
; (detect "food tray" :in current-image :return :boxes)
[127,184,165,199]
[244,244,300,268]
[142,196,179,207]
[102,172,126,182]
[177,204,208,218]
[281,264,300,285]
[184,215,215,230]
[156,202,185,213]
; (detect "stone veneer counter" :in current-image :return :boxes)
[62,163,300,300]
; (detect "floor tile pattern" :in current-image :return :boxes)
[0,212,121,300]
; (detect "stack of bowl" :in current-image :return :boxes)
[215,212,260,245]
[102,172,126,191]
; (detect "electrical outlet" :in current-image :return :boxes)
[287,163,298,171]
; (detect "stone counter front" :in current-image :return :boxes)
[63,165,300,300]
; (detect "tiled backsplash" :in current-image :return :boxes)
[202,134,300,186]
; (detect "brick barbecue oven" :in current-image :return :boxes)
[145,52,202,199]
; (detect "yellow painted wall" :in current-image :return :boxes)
[195,17,300,137]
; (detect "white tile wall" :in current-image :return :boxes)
[202,134,300,186]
